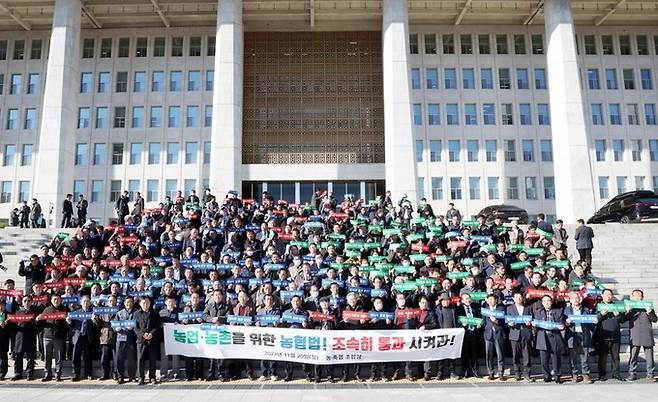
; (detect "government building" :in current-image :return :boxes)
[0,0,657,225]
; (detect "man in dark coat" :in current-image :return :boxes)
[435,294,459,380]
[76,194,88,227]
[40,294,69,381]
[533,295,565,383]
[0,298,11,380]
[506,292,533,382]
[159,296,181,381]
[134,297,161,385]
[596,289,627,381]
[564,291,596,383]
[282,296,310,381]
[68,295,95,381]
[115,191,130,224]
[574,219,594,267]
[482,293,507,381]
[19,201,30,228]
[11,296,39,381]
[418,295,439,380]
[368,297,393,381]
[61,193,73,228]
[18,255,45,294]
[115,296,137,384]
[203,290,229,381]
[626,289,657,381]
[456,293,482,378]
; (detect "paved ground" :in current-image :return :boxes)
[0,382,657,402]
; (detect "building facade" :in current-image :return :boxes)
[0,0,656,225]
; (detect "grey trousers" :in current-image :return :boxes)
[43,337,65,378]
[628,345,654,377]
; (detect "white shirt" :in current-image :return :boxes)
[573,307,583,333]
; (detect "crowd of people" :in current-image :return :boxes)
[8,198,47,228]
[0,189,656,386]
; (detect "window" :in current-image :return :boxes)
[82,38,94,58]
[152,71,164,92]
[431,177,443,200]
[131,106,144,128]
[595,139,606,161]
[517,68,529,89]
[409,34,418,54]
[27,73,39,94]
[605,69,618,89]
[13,40,24,60]
[591,104,604,125]
[1,182,12,203]
[627,103,640,125]
[136,37,147,57]
[531,34,543,54]
[584,35,597,55]
[637,35,649,55]
[115,71,128,92]
[448,140,460,162]
[412,104,422,125]
[206,70,214,91]
[609,104,622,125]
[128,180,140,201]
[616,176,627,194]
[467,139,479,161]
[10,74,21,95]
[588,69,600,90]
[21,144,33,166]
[501,103,513,125]
[130,143,142,165]
[483,104,495,125]
[111,143,123,165]
[426,68,438,89]
[641,69,653,90]
[18,181,30,203]
[424,34,437,54]
[507,177,519,199]
[100,38,112,58]
[0,40,5,60]
[534,68,546,89]
[537,104,550,125]
[208,36,216,56]
[24,108,36,129]
[109,181,122,203]
[487,177,499,200]
[134,71,146,92]
[90,180,103,203]
[185,142,198,164]
[6,109,18,130]
[522,139,534,162]
[444,68,456,89]
[504,140,516,162]
[0,73,6,94]
[203,142,211,164]
[463,68,475,89]
[148,143,161,164]
[442,34,454,54]
[469,177,480,200]
[450,177,462,200]
[411,68,420,89]
[543,177,555,199]
[415,140,423,162]
[3,144,15,166]
[485,140,497,162]
[153,37,165,57]
[602,35,614,55]
[75,143,88,165]
[168,106,181,128]
[189,37,202,56]
[80,72,93,93]
[654,177,658,194]
[147,180,159,202]
[118,38,130,57]
[166,142,179,164]
[513,34,526,54]
[170,71,182,92]
[165,179,178,200]
[496,34,508,54]
[460,34,473,54]
[427,104,440,125]
[598,176,609,199]
[635,176,645,191]
[525,177,537,199]
[498,68,510,89]
[205,105,213,127]
[97,72,110,93]
[650,139,658,161]
[150,106,162,128]
[446,104,459,125]
[186,105,200,127]
[113,107,126,128]
[464,104,477,125]
[93,143,105,165]
[613,139,624,161]
[540,139,553,162]
[645,104,657,125]
[478,34,490,54]
[73,180,85,200]
[188,71,201,91]
[623,69,635,89]
[481,68,493,89]
[171,37,183,57]
[184,179,197,196]
[519,104,531,125]
[631,139,642,161]
[429,140,441,162]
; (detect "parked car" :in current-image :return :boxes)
[477,205,529,225]
[587,190,658,224]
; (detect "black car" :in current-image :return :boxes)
[477,205,529,225]
[587,190,658,224]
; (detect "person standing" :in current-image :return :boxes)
[19,201,30,228]
[115,191,130,224]
[506,292,533,382]
[76,194,88,227]
[255,293,280,382]
[483,293,506,381]
[533,295,565,383]
[40,294,69,381]
[564,291,595,384]
[159,296,181,381]
[11,296,39,381]
[69,295,95,381]
[0,298,9,381]
[626,289,657,382]
[133,192,145,217]
[574,219,594,267]
[456,293,481,378]
[596,289,626,381]
[29,198,42,228]
[18,255,45,296]
[435,294,459,380]
[61,194,73,228]
[283,296,310,382]
[445,203,461,224]
[552,219,568,251]
[134,297,160,385]
[114,296,137,384]
[93,295,118,381]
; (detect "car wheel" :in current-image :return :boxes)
[620,215,631,224]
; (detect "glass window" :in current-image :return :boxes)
[485,140,497,162]
[426,68,438,89]
[645,104,657,125]
[171,37,183,57]
[498,68,510,89]
[80,72,92,93]
[442,34,454,54]
[188,70,201,91]
[609,104,622,125]
[487,177,499,200]
[409,34,418,54]
[514,34,526,54]
[478,34,490,54]
[464,104,477,125]
[525,177,537,199]
[412,104,422,125]
[189,36,202,56]
[463,68,475,89]
[481,68,493,89]
[595,139,606,161]
[148,143,161,164]
[505,140,516,162]
[206,70,214,91]
[21,144,33,166]
[483,103,495,125]
[100,38,112,58]
[606,68,618,89]
[601,35,614,55]
[118,38,130,57]
[113,107,126,128]
[522,139,534,162]
[543,177,555,199]
[97,72,110,93]
[416,177,425,199]
[132,106,144,128]
[18,181,30,203]
[429,140,441,162]
[110,180,122,202]
[0,40,5,60]
[627,103,640,125]
[411,68,420,89]
[93,143,105,165]
[468,177,480,200]
[111,143,124,165]
[501,103,513,125]
[185,142,198,164]
[186,105,200,128]
[82,38,94,58]
[73,180,85,201]
[168,106,181,128]
[448,140,460,162]
[75,143,88,165]
[446,104,459,125]
[184,179,197,196]
[207,36,216,56]
[635,176,646,191]
[150,106,162,128]
[27,73,39,95]
[450,177,462,200]
[203,142,211,164]
[147,180,159,202]
[134,71,146,92]
[496,34,508,54]
[170,71,182,92]
[424,34,437,54]
[598,176,609,199]
[591,104,604,125]
[205,105,213,127]
[531,34,543,54]
[431,177,443,200]
[95,107,108,128]
[13,40,24,60]
[584,35,597,55]
[130,143,142,165]
[128,180,140,201]
[10,74,21,95]
[588,69,600,89]
[517,68,529,89]
[460,34,473,54]
[534,68,547,89]
[613,139,624,161]
[24,108,36,129]
[507,177,519,199]
[115,71,128,92]
[537,104,550,125]
[153,37,165,57]
[631,139,642,161]
[166,142,179,164]
[540,139,553,162]
[3,144,15,166]
[0,181,11,203]
[467,139,479,161]
[650,139,658,161]
[519,104,531,125]
[91,180,103,203]
[415,140,423,162]
[623,69,635,89]
[6,109,18,130]
[654,176,658,194]
[616,176,627,194]
[637,35,649,55]
[640,69,653,90]
[152,71,164,92]
[135,37,147,57]
[444,68,456,89]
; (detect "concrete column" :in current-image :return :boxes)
[544,0,596,223]
[33,0,81,227]
[382,0,418,203]
[209,0,243,199]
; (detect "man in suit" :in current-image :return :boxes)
[435,294,459,380]
[456,293,481,378]
[533,295,565,383]
[574,219,594,267]
[68,295,95,381]
[40,294,69,381]
[282,296,310,381]
[11,296,39,381]
[76,194,88,227]
[506,292,533,382]
[596,289,626,381]
[564,291,596,383]
[114,296,137,384]
[115,190,130,224]
[61,193,73,228]
[626,289,657,382]
[134,297,160,385]
[482,293,506,381]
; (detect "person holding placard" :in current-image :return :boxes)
[482,293,506,381]
[40,294,69,381]
[564,291,596,384]
[626,289,657,382]
[533,295,565,383]
[506,292,533,382]
[456,293,482,378]
[595,289,627,381]
[68,295,95,381]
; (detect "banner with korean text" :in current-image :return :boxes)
[164,324,464,365]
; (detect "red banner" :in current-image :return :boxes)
[342,311,369,321]
[293,217,308,223]
[31,294,49,303]
[447,240,467,249]
[45,265,69,273]
[395,309,421,320]
[277,233,293,241]
[525,288,554,299]
[450,296,462,305]
[411,243,429,252]
[63,278,86,286]
[309,311,336,322]
[37,312,67,321]
[128,258,151,267]
[0,289,24,297]
[119,236,139,245]
[556,290,570,301]
[43,282,66,290]
[242,198,255,204]
[330,212,348,220]
[7,314,36,322]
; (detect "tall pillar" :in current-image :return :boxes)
[209,0,243,198]
[382,0,418,203]
[33,0,81,227]
[544,0,596,223]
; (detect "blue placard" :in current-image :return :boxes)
[173,217,190,225]
[248,278,264,287]
[585,288,603,297]
[330,296,346,306]
[178,311,204,321]
[272,279,290,289]
[226,277,249,286]
[127,290,153,298]
[201,279,214,288]
[61,296,80,305]
[282,312,307,324]
[68,311,93,321]
[304,222,324,228]
[226,315,253,325]
[370,288,388,298]
[147,279,164,288]
[93,307,119,315]
[368,311,395,321]
[91,294,109,305]
[255,314,281,324]
[280,290,304,301]
[322,279,344,288]
[264,263,285,272]
[200,323,225,331]
[481,308,506,319]
[505,315,532,325]
[154,256,173,265]
[191,263,215,273]
[110,320,136,329]
[443,231,462,239]
[216,263,234,272]
[471,235,492,243]
[347,286,372,295]
[533,320,562,330]
[110,276,134,284]
[567,314,598,324]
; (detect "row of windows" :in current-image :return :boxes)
[414,139,553,163]
[411,103,550,127]
[0,180,31,204]
[73,142,211,167]
[586,68,654,91]
[1,144,33,167]
[581,34,658,56]
[594,139,658,162]
[77,105,212,129]
[79,70,214,94]
[597,176,658,199]
[0,73,41,96]
[0,39,43,61]
[410,67,547,91]
[84,178,208,204]
[589,103,657,126]
[0,107,38,130]
[416,176,555,202]
[79,36,216,60]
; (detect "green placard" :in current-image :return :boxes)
[57,232,69,240]
[435,255,450,263]
[345,250,361,258]
[363,243,380,250]
[345,242,365,250]
[369,270,389,278]
[596,303,627,313]
[327,233,346,241]
[462,258,474,266]
[569,279,584,289]
[536,228,553,239]
[84,280,107,288]
[416,278,438,287]
[409,253,428,262]
[548,259,570,268]
[393,282,418,291]
[533,265,548,272]
[330,262,350,269]
[524,247,545,256]
[368,255,388,263]
[624,300,654,310]
[462,220,479,227]
[510,261,531,270]
[458,316,484,326]
[368,225,383,233]
[394,265,416,274]
[388,243,403,250]
[149,267,164,275]
[407,233,425,242]
[290,240,309,248]
[481,244,497,253]
[509,244,525,251]
[411,217,426,225]
[375,263,394,270]
[468,291,488,301]
[447,271,470,280]
[357,265,375,273]
[495,226,510,233]
[383,229,401,236]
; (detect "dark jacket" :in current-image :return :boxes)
[69,307,95,344]
[419,308,439,330]
[13,306,39,354]
[596,303,627,343]
[563,304,595,349]
[40,304,69,339]
[627,308,657,347]
[134,308,160,345]
[506,304,533,342]
[534,307,564,352]
[482,304,507,342]
[574,225,595,249]
[436,306,457,329]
